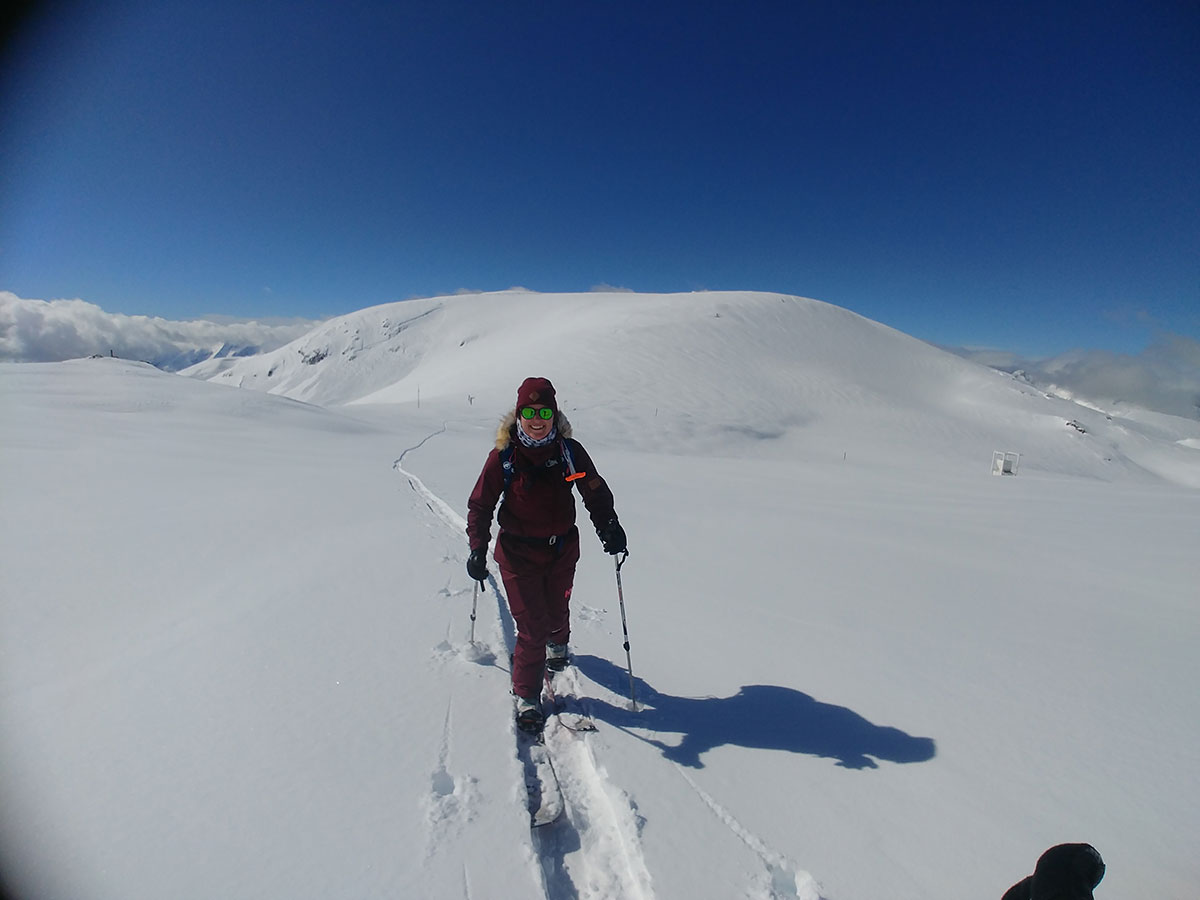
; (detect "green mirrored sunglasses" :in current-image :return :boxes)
[520,406,555,420]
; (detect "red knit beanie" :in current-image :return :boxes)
[516,377,557,413]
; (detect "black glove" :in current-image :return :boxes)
[466,548,489,582]
[598,518,627,555]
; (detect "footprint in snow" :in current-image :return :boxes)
[423,706,480,857]
[422,763,480,858]
[574,604,608,627]
[431,639,497,667]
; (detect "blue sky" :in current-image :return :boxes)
[1,1,1196,357]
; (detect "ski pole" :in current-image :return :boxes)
[469,580,479,644]
[614,550,638,711]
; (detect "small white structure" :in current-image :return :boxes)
[991,450,1021,476]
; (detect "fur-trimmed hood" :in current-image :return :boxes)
[495,410,573,451]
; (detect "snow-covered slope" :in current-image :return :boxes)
[186,289,1200,487]
[4,292,1199,900]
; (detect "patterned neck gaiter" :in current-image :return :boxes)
[515,423,558,449]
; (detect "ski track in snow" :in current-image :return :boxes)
[539,670,655,900]
[673,765,825,900]
[395,447,656,900]
[423,700,480,860]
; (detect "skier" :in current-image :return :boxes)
[466,376,626,733]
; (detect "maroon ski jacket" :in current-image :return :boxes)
[467,413,616,553]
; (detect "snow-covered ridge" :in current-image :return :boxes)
[184,289,970,411]
[186,289,1200,487]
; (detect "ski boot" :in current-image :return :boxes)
[545,641,569,673]
[515,694,545,734]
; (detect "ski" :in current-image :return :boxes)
[512,662,596,828]
[515,698,564,828]
[544,667,598,733]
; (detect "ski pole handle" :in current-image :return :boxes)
[469,580,479,644]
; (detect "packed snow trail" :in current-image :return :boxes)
[394,450,656,900]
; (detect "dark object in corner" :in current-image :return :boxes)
[1002,844,1105,900]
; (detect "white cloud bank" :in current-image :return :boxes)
[953,336,1200,420]
[0,292,320,371]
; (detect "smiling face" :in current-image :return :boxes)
[517,404,554,441]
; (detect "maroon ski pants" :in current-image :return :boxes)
[495,530,580,700]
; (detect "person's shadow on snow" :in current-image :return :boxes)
[573,655,936,770]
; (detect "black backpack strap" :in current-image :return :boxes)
[502,439,581,493]
[560,437,587,483]
[500,444,516,492]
